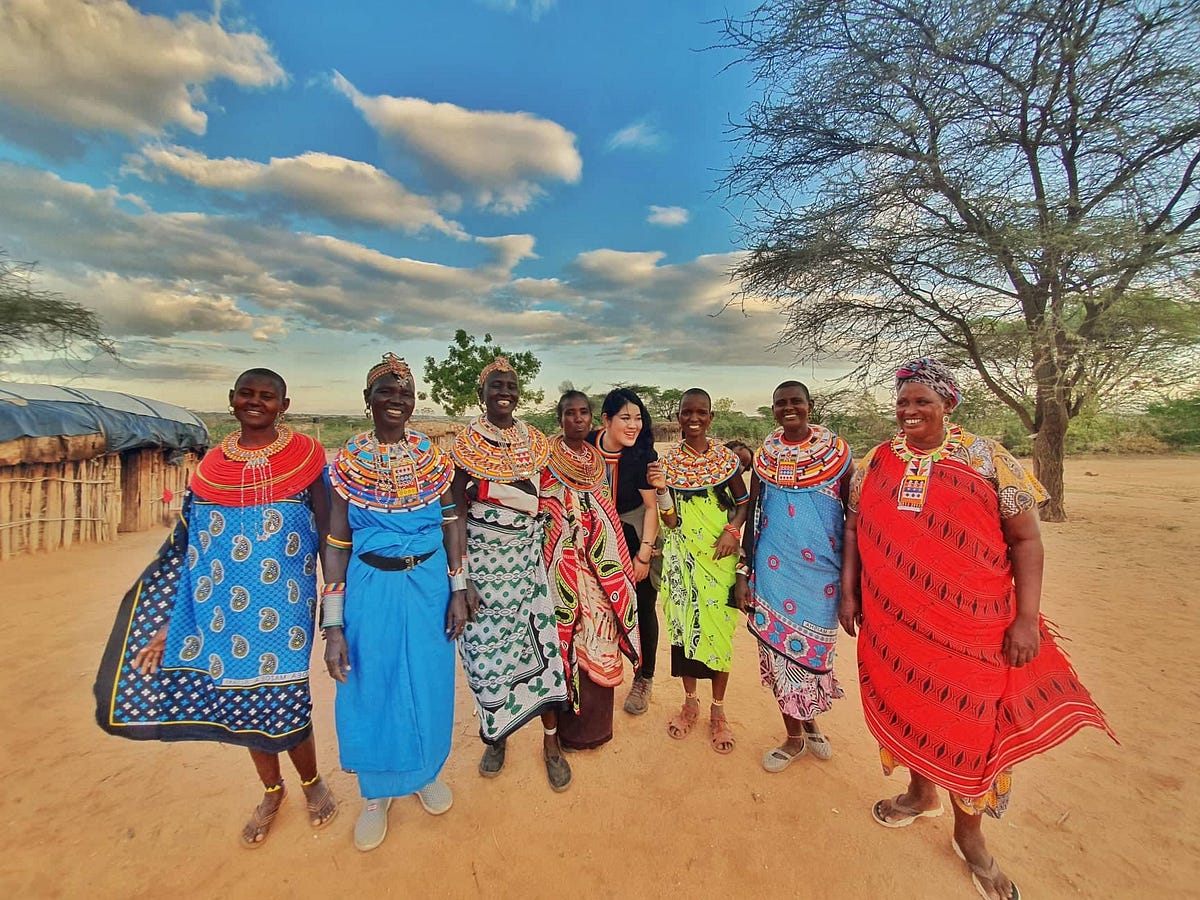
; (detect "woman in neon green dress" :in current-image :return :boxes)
[657,388,749,754]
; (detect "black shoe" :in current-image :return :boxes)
[479,740,506,778]
[544,752,572,792]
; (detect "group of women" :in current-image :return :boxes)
[95,354,1113,899]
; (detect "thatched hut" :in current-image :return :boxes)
[0,383,208,559]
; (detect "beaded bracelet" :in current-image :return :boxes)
[735,563,751,577]
[733,492,750,506]
[320,592,345,629]
[325,535,352,550]
[722,524,740,537]
[448,565,464,577]
[321,582,346,596]
[659,507,676,519]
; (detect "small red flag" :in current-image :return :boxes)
[162,487,174,504]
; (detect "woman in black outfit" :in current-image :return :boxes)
[588,388,662,715]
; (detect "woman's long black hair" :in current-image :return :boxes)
[600,387,655,460]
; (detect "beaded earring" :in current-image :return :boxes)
[942,414,951,426]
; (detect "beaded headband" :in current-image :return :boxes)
[479,356,517,387]
[366,353,413,390]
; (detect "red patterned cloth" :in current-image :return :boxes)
[853,437,1115,797]
[540,449,639,713]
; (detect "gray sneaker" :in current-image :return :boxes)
[354,798,392,852]
[623,676,652,715]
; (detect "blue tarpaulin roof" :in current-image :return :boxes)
[0,383,209,454]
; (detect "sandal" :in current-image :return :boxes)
[240,785,286,850]
[952,838,1022,900]
[302,775,339,830]
[666,697,700,739]
[870,794,945,828]
[709,709,735,754]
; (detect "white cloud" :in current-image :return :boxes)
[647,205,689,227]
[606,119,664,151]
[130,146,464,236]
[478,0,558,19]
[0,0,284,142]
[332,72,581,213]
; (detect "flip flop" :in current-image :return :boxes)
[303,776,339,830]
[240,786,286,850]
[952,838,1022,900]
[762,741,807,772]
[870,795,945,828]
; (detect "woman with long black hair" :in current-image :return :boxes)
[587,388,663,715]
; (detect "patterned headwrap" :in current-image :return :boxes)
[895,357,962,406]
[366,352,413,390]
[478,355,517,387]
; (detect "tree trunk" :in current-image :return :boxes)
[1032,392,1069,522]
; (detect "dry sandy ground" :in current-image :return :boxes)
[2,456,1197,899]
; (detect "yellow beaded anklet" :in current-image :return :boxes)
[300,774,321,788]
[264,781,284,793]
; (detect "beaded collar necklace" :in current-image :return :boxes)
[331,429,453,512]
[451,415,549,483]
[220,424,291,539]
[890,424,964,512]
[547,435,606,492]
[661,439,739,491]
[754,425,850,489]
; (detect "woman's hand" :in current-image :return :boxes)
[712,529,740,560]
[1002,615,1040,667]
[632,556,651,582]
[324,627,351,683]
[733,578,753,612]
[465,580,483,618]
[133,626,168,675]
[837,590,861,637]
[446,590,470,639]
[646,462,666,491]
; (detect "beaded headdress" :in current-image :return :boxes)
[366,353,413,390]
[479,356,517,387]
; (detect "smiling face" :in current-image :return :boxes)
[482,370,520,423]
[366,375,415,435]
[772,384,812,437]
[559,395,593,443]
[677,392,713,442]
[896,382,952,449]
[601,402,642,449]
[229,374,288,432]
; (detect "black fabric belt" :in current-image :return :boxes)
[357,549,436,571]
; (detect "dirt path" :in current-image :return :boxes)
[2,456,1195,899]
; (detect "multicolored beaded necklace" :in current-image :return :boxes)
[451,415,550,483]
[661,439,739,491]
[330,429,453,512]
[546,435,606,492]
[754,425,851,489]
[890,424,964,512]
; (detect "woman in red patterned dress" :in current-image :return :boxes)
[840,358,1114,900]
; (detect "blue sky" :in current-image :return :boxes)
[0,0,846,415]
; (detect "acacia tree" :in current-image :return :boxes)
[721,0,1200,519]
[0,256,114,362]
[423,330,544,416]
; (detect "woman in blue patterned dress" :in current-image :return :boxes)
[733,381,851,771]
[95,368,338,848]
